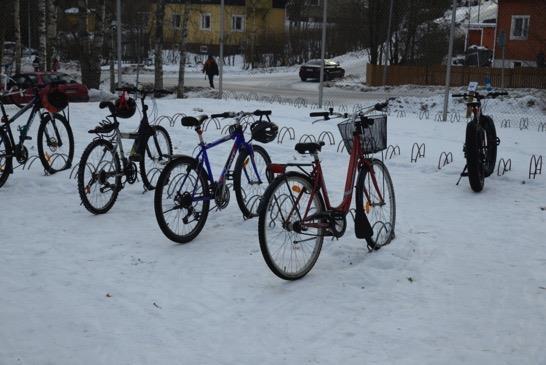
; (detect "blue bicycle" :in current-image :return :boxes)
[154,110,278,243]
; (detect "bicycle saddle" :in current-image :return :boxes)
[181,115,208,127]
[99,101,116,115]
[294,141,325,155]
[88,120,119,134]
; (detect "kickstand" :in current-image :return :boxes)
[456,165,467,186]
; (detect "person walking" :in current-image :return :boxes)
[202,54,219,89]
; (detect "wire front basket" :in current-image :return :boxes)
[337,115,387,155]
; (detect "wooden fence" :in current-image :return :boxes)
[367,64,546,89]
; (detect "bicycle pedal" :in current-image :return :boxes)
[496,137,501,146]
[24,136,32,141]
[460,172,468,177]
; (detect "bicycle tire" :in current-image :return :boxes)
[481,115,497,178]
[258,171,325,280]
[37,113,74,174]
[140,125,173,191]
[355,159,396,249]
[466,120,485,192]
[154,155,210,244]
[77,139,121,214]
[233,144,272,219]
[0,128,12,188]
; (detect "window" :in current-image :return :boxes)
[510,15,529,40]
[232,15,245,32]
[172,14,181,29]
[200,13,211,31]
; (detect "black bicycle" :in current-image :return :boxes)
[77,87,173,214]
[0,84,74,188]
[453,89,507,192]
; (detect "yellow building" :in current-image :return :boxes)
[154,0,287,54]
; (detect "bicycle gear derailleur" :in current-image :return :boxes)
[125,162,138,184]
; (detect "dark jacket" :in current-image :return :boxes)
[203,58,219,76]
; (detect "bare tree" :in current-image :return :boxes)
[154,0,166,90]
[176,1,192,98]
[46,0,58,70]
[14,0,22,73]
[77,0,106,89]
[0,1,7,70]
[38,0,47,71]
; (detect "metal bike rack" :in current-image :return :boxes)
[298,134,317,143]
[336,140,346,153]
[318,131,336,145]
[529,154,543,179]
[153,115,173,127]
[437,151,454,170]
[277,126,295,144]
[203,117,221,131]
[519,117,529,130]
[382,145,400,161]
[538,122,546,133]
[418,109,430,120]
[496,158,512,176]
[396,110,406,118]
[501,119,511,128]
[411,142,426,163]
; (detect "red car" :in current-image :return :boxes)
[1,72,89,106]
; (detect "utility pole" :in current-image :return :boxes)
[442,0,457,122]
[382,0,395,86]
[219,0,224,99]
[318,0,327,108]
[116,0,122,86]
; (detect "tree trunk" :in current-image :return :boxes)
[154,0,166,90]
[177,1,191,98]
[38,0,47,71]
[0,1,6,72]
[14,0,22,74]
[46,0,58,71]
[77,0,105,89]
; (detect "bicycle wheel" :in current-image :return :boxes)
[481,115,497,177]
[233,144,272,218]
[77,139,122,214]
[465,120,485,192]
[355,158,396,249]
[258,171,325,280]
[154,155,210,243]
[37,113,74,174]
[0,128,12,188]
[140,125,173,191]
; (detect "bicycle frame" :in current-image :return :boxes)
[190,125,263,202]
[284,124,385,228]
[0,94,41,151]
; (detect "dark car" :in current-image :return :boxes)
[1,72,89,105]
[299,59,345,81]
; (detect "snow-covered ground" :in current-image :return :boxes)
[1,96,545,364]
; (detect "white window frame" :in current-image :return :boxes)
[172,14,181,29]
[200,13,211,31]
[510,15,530,40]
[231,15,245,32]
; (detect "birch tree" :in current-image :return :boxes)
[14,0,22,73]
[46,0,58,71]
[154,0,166,90]
[176,1,192,98]
[38,0,47,71]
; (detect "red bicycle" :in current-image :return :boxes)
[258,102,396,280]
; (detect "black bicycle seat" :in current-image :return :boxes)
[181,114,208,127]
[99,101,116,115]
[294,142,325,155]
[88,120,119,134]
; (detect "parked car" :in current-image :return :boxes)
[299,59,345,81]
[1,72,89,106]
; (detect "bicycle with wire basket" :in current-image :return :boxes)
[257,102,396,280]
[77,87,173,214]
[453,84,507,192]
[0,82,74,188]
[154,110,278,243]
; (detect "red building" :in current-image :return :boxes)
[495,0,546,67]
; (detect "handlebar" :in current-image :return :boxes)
[452,91,509,99]
[210,109,271,119]
[310,99,392,123]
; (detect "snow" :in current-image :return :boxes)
[1,94,545,363]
